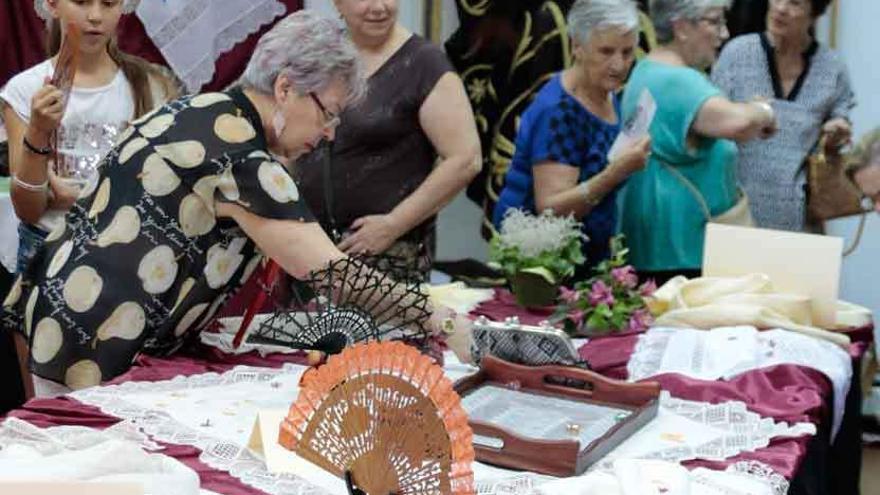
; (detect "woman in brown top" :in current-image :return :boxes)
[296,0,481,280]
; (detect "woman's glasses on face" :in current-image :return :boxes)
[309,92,341,130]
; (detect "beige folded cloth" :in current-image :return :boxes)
[648,274,853,348]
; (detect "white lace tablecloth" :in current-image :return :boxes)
[54,354,811,495]
[0,191,19,274]
[627,326,852,439]
[135,0,287,92]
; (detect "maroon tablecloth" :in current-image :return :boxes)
[4,289,873,493]
[474,288,874,481]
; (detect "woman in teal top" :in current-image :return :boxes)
[618,0,777,283]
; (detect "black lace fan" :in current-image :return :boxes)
[244,257,433,356]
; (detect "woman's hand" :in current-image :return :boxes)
[337,214,404,255]
[47,175,79,211]
[822,118,852,152]
[28,79,64,138]
[428,306,474,365]
[608,136,652,178]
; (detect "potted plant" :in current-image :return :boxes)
[489,209,586,308]
[553,236,656,336]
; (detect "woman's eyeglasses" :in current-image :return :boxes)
[309,92,341,130]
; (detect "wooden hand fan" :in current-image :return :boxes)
[50,21,81,169]
[239,257,433,356]
[279,341,476,495]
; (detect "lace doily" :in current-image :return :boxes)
[135,0,286,92]
[0,417,160,455]
[68,361,809,495]
[627,326,852,439]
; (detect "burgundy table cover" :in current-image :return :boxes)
[4,288,873,494]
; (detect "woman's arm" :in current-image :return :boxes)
[534,136,651,217]
[691,96,776,143]
[338,72,481,254]
[3,82,70,225]
[216,202,439,331]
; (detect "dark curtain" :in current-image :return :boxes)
[1,0,303,91]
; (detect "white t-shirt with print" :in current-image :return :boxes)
[0,59,134,232]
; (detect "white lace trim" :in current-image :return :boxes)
[136,1,286,92]
[68,365,810,495]
[71,364,330,495]
[627,326,852,440]
[0,416,161,454]
[723,461,790,495]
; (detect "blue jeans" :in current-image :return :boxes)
[16,223,47,274]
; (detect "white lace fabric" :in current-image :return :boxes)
[135,0,287,92]
[627,326,852,439]
[58,362,806,495]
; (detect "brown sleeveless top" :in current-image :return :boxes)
[295,35,453,246]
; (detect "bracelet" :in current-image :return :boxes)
[23,135,51,156]
[753,101,775,122]
[12,174,49,193]
[579,182,601,207]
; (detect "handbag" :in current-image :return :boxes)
[662,163,755,227]
[805,135,864,221]
[805,136,868,256]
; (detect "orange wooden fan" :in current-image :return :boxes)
[279,341,476,495]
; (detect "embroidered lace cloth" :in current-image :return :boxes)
[627,326,852,439]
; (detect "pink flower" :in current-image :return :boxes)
[589,280,615,306]
[611,266,638,289]
[639,279,658,297]
[559,286,580,305]
[626,309,654,332]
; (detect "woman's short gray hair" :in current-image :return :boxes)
[649,0,732,44]
[846,128,880,180]
[241,10,365,103]
[567,0,640,45]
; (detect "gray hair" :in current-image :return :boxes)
[649,0,732,44]
[567,0,640,45]
[846,129,880,180]
[241,10,365,103]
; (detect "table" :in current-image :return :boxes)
[2,289,872,494]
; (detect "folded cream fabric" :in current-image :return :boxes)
[648,274,854,348]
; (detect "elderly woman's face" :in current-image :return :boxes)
[767,0,814,40]
[678,7,729,69]
[334,0,398,41]
[575,28,638,93]
[274,78,347,160]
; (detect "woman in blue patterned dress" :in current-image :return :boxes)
[493,0,651,276]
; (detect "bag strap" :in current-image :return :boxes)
[660,162,712,221]
[320,141,341,242]
[842,212,867,257]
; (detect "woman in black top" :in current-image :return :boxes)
[2,11,461,393]
[296,0,481,280]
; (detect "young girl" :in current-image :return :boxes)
[1,0,176,275]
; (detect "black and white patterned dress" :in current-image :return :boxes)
[711,33,855,231]
[2,88,314,388]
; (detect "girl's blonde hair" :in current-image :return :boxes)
[47,18,178,118]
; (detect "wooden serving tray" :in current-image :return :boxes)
[455,356,661,477]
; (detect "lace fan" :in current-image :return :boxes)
[279,341,476,495]
[239,257,432,355]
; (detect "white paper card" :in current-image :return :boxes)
[608,88,656,161]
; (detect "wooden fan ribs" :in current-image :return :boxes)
[280,342,475,494]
